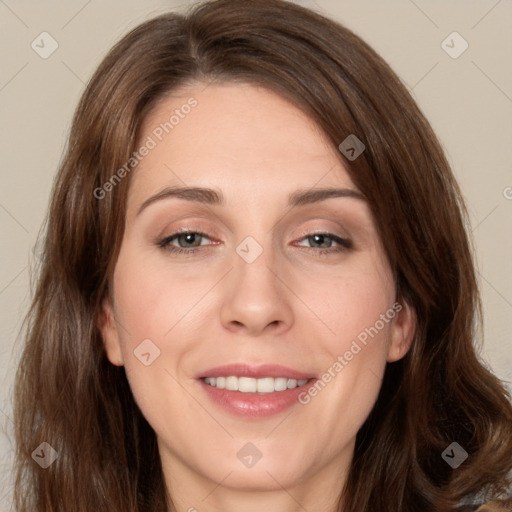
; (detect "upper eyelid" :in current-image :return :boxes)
[160,217,351,237]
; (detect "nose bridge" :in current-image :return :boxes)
[219,231,293,334]
[233,232,281,305]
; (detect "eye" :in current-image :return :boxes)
[294,232,353,255]
[156,230,353,257]
[157,230,214,255]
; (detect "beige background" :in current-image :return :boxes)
[1,0,511,508]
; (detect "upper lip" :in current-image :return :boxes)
[197,363,316,380]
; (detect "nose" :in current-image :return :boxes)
[219,241,294,337]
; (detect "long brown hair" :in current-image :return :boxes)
[12,0,512,510]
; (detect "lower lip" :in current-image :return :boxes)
[199,379,314,418]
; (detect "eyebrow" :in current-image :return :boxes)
[136,185,366,216]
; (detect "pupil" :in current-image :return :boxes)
[183,233,198,247]
[313,234,329,248]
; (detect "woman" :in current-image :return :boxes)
[12,0,512,510]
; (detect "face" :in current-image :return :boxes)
[99,82,415,508]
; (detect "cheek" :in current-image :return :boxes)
[111,256,192,420]
[110,249,219,407]
[112,250,206,346]
[302,255,395,352]
[317,281,393,395]
[296,257,395,420]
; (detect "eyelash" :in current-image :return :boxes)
[156,228,353,257]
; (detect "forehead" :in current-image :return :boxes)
[128,82,357,209]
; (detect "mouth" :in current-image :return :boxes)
[197,363,316,418]
[202,376,310,393]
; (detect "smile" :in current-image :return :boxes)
[197,364,317,417]
[202,376,309,393]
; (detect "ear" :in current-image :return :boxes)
[386,299,416,362]
[97,296,124,366]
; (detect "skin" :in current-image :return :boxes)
[98,82,416,512]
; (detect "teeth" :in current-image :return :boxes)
[225,376,238,391]
[257,377,273,393]
[274,377,288,391]
[203,376,308,393]
[239,377,257,392]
